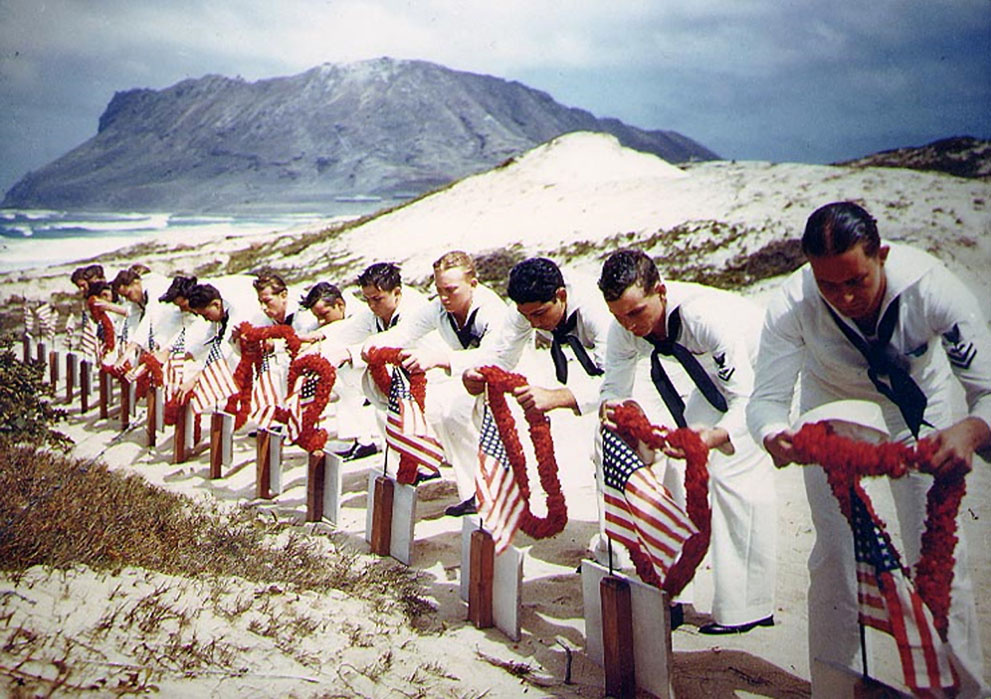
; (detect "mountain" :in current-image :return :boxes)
[835,136,991,179]
[2,58,718,212]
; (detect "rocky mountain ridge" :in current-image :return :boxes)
[835,136,991,179]
[2,58,717,212]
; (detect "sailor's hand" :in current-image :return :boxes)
[924,417,989,479]
[462,368,486,395]
[763,429,798,468]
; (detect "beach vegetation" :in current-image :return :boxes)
[0,441,432,625]
[0,334,71,452]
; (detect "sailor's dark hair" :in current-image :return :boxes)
[597,249,660,302]
[185,283,222,310]
[802,202,881,258]
[300,281,344,309]
[357,262,402,292]
[159,275,198,303]
[507,257,564,304]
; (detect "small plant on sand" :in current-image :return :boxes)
[0,333,71,452]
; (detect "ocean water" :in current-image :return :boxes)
[0,206,383,273]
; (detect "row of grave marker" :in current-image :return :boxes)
[22,331,694,699]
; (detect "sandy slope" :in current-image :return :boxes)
[2,132,989,696]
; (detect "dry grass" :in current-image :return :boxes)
[0,442,432,624]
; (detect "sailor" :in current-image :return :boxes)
[747,201,989,696]
[460,257,609,516]
[598,248,777,635]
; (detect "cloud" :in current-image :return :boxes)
[0,0,988,190]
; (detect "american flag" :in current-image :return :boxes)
[602,427,698,582]
[35,303,56,342]
[189,340,239,414]
[22,304,32,337]
[475,406,525,554]
[284,370,319,443]
[851,487,957,694]
[63,314,77,350]
[385,367,444,480]
[163,355,187,400]
[249,352,283,430]
[78,314,101,363]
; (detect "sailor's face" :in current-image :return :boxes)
[361,284,401,324]
[516,288,567,332]
[434,267,476,318]
[311,298,345,326]
[197,299,224,323]
[121,280,143,304]
[809,243,889,322]
[257,286,288,322]
[606,283,666,338]
[174,296,191,313]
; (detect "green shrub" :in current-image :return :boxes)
[0,333,71,452]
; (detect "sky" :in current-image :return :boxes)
[1,0,989,194]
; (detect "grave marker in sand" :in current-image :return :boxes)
[48,349,59,393]
[209,411,234,479]
[119,377,132,430]
[306,450,344,525]
[364,473,417,564]
[172,402,194,464]
[582,560,673,699]
[255,429,283,499]
[146,386,161,447]
[80,360,91,413]
[98,367,110,419]
[458,516,523,642]
[65,352,77,404]
[21,333,31,363]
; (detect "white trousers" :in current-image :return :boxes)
[592,390,777,626]
[804,465,986,698]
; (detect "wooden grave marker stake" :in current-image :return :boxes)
[98,367,110,419]
[209,411,234,479]
[80,360,91,413]
[581,560,673,699]
[173,401,189,464]
[48,349,59,394]
[601,576,636,699]
[369,475,394,555]
[459,516,524,641]
[37,340,46,366]
[255,429,283,499]
[306,451,326,521]
[119,377,132,429]
[146,386,160,447]
[65,352,77,404]
[21,333,31,363]
[468,528,495,629]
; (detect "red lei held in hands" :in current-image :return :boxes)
[87,296,115,357]
[477,365,568,540]
[230,322,304,429]
[366,347,431,484]
[790,422,963,641]
[610,402,711,598]
[278,353,336,454]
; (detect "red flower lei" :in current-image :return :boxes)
[130,351,163,400]
[229,323,304,429]
[476,366,568,540]
[609,402,711,598]
[277,354,336,453]
[87,296,115,356]
[790,422,963,641]
[365,347,431,485]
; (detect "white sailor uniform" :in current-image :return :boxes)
[367,283,508,499]
[601,280,777,627]
[747,243,989,697]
